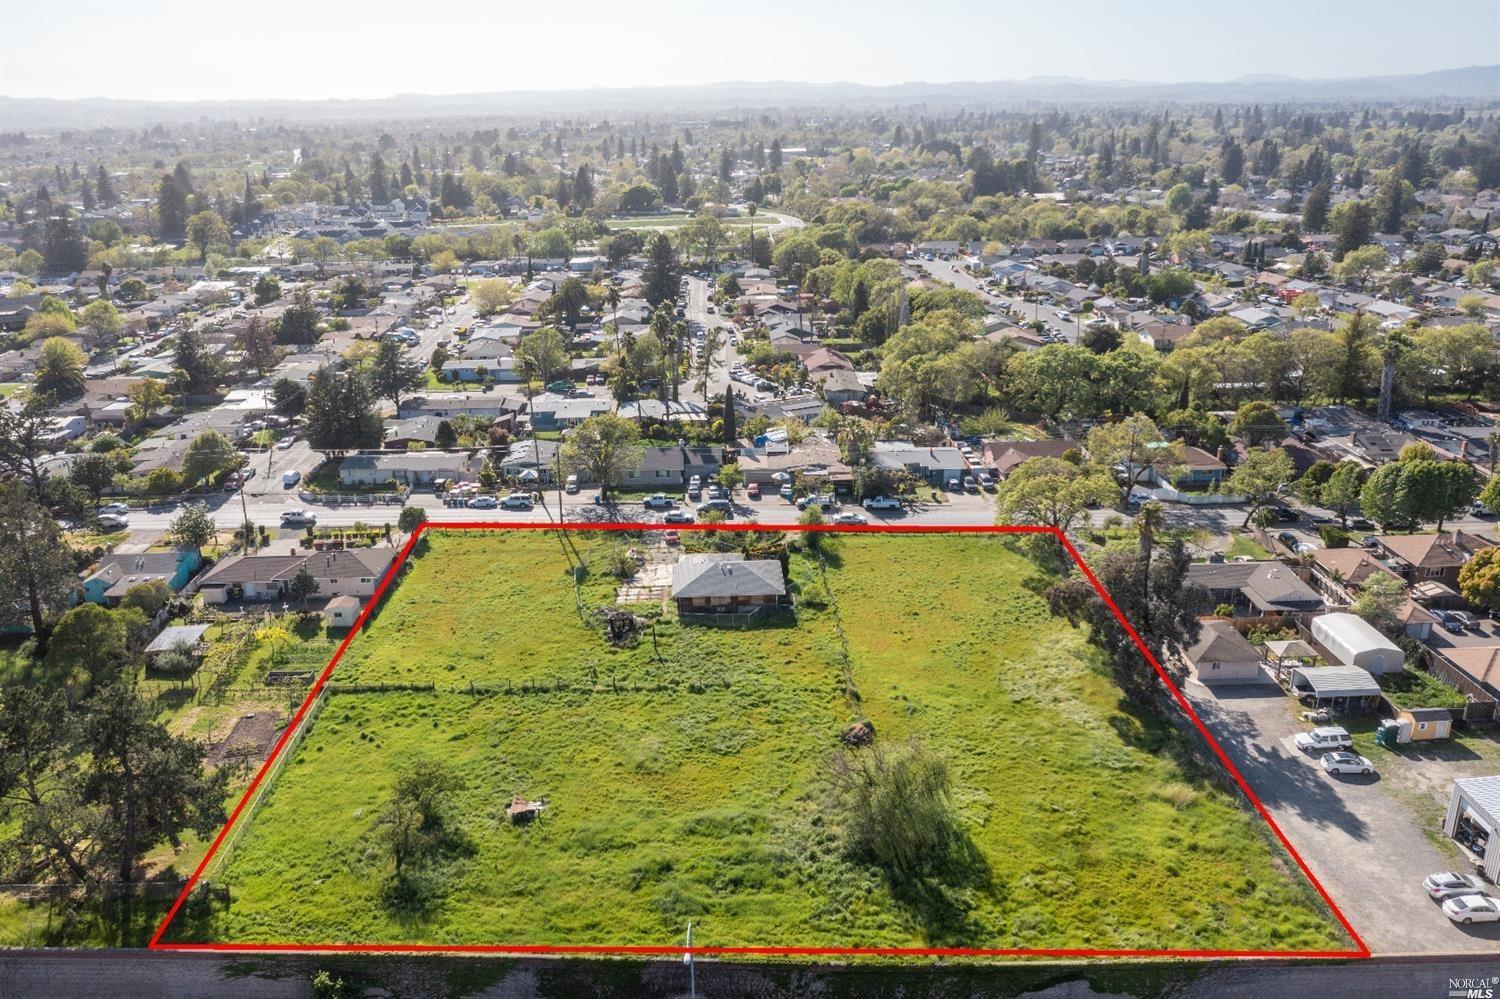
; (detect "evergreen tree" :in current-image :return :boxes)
[370,152,389,204]
[94,165,116,206]
[156,174,188,242]
[642,232,680,307]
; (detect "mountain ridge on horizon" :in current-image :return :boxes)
[2,64,1495,130]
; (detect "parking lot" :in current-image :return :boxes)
[1185,675,1500,954]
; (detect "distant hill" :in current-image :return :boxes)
[2,65,1495,130]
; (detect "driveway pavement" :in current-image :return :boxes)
[1184,675,1500,954]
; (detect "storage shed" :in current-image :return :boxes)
[323,595,362,629]
[1394,706,1452,742]
[1310,613,1405,675]
[1444,775,1500,882]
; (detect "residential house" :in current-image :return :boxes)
[813,368,868,405]
[736,434,852,493]
[338,451,479,486]
[500,438,561,483]
[197,547,396,605]
[384,416,446,449]
[670,553,789,616]
[1186,561,1325,619]
[82,549,203,606]
[1371,532,1495,591]
[982,439,1077,478]
[1183,619,1265,684]
[530,393,611,431]
[619,445,723,490]
[870,443,967,487]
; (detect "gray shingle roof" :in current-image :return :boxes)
[671,554,786,599]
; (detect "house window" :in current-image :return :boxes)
[1424,567,1444,578]
[1210,662,1221,671]
[1418,722,1428,732]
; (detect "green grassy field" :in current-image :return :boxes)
[169,530,1348,952]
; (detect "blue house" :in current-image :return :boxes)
[82,549,202,606]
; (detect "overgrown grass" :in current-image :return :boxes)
[1224,534,1272,560]
[171,530,1348,953]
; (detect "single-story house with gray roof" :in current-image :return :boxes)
[670,553,788,615]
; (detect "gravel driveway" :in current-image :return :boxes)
[1184,676,1500,955]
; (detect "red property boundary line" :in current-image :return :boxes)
[148,520,1371,961]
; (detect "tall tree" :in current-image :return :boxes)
[35,337,86,399]
[561,414,643,499]
[0,483,77,650]
[369,338,423,413]
[156,174,188,243]
[641,232,680,307]
[80,680,227,883]
[304,364,383,451]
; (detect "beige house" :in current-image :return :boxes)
[1184,620,1264,684]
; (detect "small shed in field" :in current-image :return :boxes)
[324,595,362,629]
[1394,706,1453,742]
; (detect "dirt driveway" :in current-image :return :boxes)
[1184,676,1500,955]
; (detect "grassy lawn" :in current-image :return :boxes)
[167,530,1348,953]
[1224,534,1272,560]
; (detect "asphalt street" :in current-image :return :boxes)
[3,952,1499,999]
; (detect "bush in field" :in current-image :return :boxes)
[832,738,959,879]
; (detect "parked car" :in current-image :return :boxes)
[1277,531,1298,548]
[963,475,979,492]
[1320,751,1374,776]
[97,513,129,530]
[282,469,301,487]
[1295,727,1353,752]
[976,471,995,491]
[833,512,866,525]
[707,484,723,500]
[276,436,295,450]
[663,510,694,524]
[1442,894,1500,925]
[1448,610,1479,631]
[746,482,760,500]
[467,495,498,509]
[280,510,317,526]
[565,474,579,494]
[863,496,902,511]
[1425,872,1485,900]
[97,503,130,516]
[663,530,680,546]
[779,484,795,501]
[1349,518,1375,531]
[500,494,534,510]
[697,500,733,519]
[1272,507,1299,522]
[797,494,837,512]
[642,494,675,510]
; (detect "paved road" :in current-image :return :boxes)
[4,952,1500,998]
[1183,676,1500,956]
[112,485,1001,533]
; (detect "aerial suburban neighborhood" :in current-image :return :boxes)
[1,2,1500,997]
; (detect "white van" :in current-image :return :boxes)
[282,469,301,487]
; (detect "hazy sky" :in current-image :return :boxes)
[2,0,1497,101]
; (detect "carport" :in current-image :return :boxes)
[1444,775,1500,882]
[1290,665,1382,712]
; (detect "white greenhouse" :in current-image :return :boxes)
[1309,613,1405,675]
